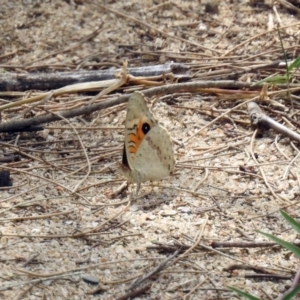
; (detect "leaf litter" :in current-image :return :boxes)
[0,0,300,299]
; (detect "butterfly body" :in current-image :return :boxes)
[120,91,175,184]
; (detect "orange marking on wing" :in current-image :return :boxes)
[128,119,146,154]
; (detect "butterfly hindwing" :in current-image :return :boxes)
[133,125,175,181]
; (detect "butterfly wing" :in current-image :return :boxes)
[124,92,156,170]
[132,125,175,182]
[120,91,175,183]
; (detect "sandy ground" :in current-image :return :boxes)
[1,1,300,299]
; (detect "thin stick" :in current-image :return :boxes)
[128,250,179,290]
[4,257,164,290]
[0,81,299,133]
[223,21,300,56]
[73,200,131,237]
[171,215,208,267]
[0,210,73,222]
[45,109,91,193]
[183,96,259,144]
[247,101,300,143]
[249,130,290,203]
[183,277,207,300]
[116,283,152,300]
[89,1,220,55]
[14,284,36,300]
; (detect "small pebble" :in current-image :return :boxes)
[82,274,99,285]
[160,210,177,216]
[177,207,192,214]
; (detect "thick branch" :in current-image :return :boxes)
[0,63,190,91]
[247,101,300,143]
[0,80,255,133]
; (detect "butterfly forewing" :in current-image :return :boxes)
[124,92,157,170]
[120,91,175,184]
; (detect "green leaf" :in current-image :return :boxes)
[282,284,300,300]
[254,75,288,86]
[280,210,300,235]
[227,287,260,300]
[258,231,300,258]
[287,56,300,72]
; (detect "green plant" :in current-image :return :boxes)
[255,56,300,85]
[255,27,300,86]
[228,210,300,300]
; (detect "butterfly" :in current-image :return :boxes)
[119,91,175,194]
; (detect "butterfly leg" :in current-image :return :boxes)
[135,183,141,196]
[127,183,133,201]
[128,183,140,201]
